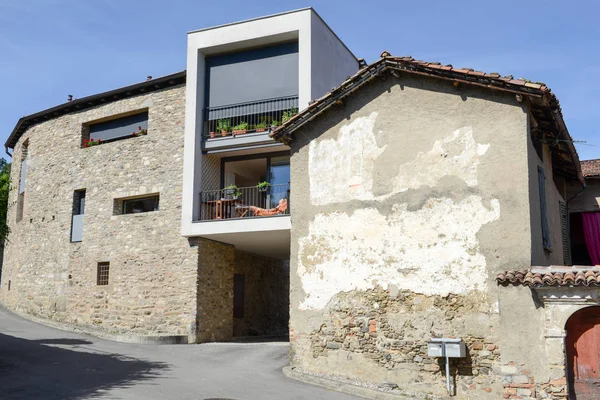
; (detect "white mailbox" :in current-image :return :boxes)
[427,338,466,358]
[427,341,444,357]
[427,338,466,395]
[445,340,466,358]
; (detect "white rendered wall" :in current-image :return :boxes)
[182,8,357,236]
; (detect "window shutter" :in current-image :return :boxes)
[538,167,551,250]
[19,158,27,194]
[559,201,571,265]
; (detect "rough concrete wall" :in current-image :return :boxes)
[0,86,201,341]
[568,179,600,213]
[233,251,289,337]
[527,137,566,266]
[289,75,532,399]
[197,238,234,342]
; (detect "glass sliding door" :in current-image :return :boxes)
[269,155,290,208]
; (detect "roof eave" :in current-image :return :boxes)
[5,71,187,152]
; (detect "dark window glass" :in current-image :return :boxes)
[73,190,86,215]
[88,112,148,142]
[123,196,159,214]
[97,262,109,286]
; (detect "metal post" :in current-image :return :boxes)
[445,343,451,395]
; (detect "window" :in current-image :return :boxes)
[538,167,551,250]
[71,190,86,242]
[233,274,245,318]
[97,262,109,286]
[85,111,148,145]
[16,141,28,223]
[119,195,159,214]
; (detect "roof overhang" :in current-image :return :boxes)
[271,55,584,184]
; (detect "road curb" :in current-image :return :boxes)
[282,366,414,399]
[3,306,188,344]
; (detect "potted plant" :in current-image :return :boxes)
[232,121,248,135]
[223,184,241,199]
[281,108,298,124]
[270,119,280,130]
[83,138,101,148]
[255,121,267,132]
[257,181,271,193]
[217,119,231,136]
[132,126,148,137]
[209,131,217,138]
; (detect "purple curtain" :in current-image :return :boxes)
[582,212,600,265]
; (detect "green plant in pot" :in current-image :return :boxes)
[223,184,241,199]
[271,119,280,129]
[255,121,267,132]
[232,121,248,135]
[256,181,271,193]
[217,119,231,136]
[281,107,298,124]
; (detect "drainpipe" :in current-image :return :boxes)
[4,145,11,158]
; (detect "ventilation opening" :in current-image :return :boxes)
[97,262,109,286]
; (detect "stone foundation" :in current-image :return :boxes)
[292,287,503,399]
[233,251,289,337]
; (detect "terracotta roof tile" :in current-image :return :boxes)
[581,159,600,177]
[497,267,600,287]
[270,52,581,182]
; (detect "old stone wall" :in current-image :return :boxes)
[0,85,201,342]
[288,74,535,399]
[197,239,235,342]
[233,251,289,337]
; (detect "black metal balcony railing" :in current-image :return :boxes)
[198,184,290,221]
[204,96,298,139]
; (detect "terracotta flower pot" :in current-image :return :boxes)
[233,130,247,135]
[210,132,216,138]
[255,128,266,132]
[221,130,229,137]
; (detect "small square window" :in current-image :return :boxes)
[97,262,109,286]
[120,195,159,214]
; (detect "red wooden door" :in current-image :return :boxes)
[566,307,600,399]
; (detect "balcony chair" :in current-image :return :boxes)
[236,198,288,217]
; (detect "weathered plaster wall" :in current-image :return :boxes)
[289,74,533,398]
[527,137,567,266]
[233,251,289,337]
[568,178,600,213]
[0,86,202,342]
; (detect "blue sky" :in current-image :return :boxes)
[0,0,598,160]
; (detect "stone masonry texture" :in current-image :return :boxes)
[0,85,203,342]
[234,251,289,337]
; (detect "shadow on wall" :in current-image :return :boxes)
[0,333,169,400]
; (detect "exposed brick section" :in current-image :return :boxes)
[502,363,568,400]
[307,288,501,398]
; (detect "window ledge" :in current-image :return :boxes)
[111,210,160,219]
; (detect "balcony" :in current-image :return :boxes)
[192,184,291,258]
[202,96,297,154]
[199,184,290,221]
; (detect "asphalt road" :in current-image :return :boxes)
[0,306,359,400]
